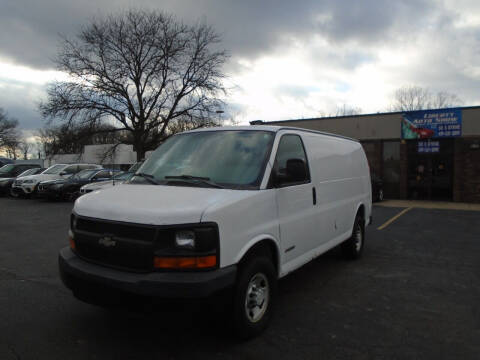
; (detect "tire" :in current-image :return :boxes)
[342,214,365,260]
[233,256,277,339]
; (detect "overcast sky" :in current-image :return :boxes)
[1,0,480,132]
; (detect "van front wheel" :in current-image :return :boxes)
[233,257,277,339]
[342,214,364,260]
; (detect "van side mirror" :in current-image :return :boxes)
[59,171,67,176]
[272,158,308,187]
[286,158,308,183]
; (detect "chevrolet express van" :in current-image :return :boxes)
[59,126,372,338]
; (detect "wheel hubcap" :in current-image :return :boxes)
[354,225,362,252]
[245,273,269,323]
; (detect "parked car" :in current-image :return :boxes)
[371,173,384,202]
[11,163,102,197]
[0,163,41,178]
[38,168,121,201]
[79,171,134,195]
[59,126,372,339]
[0,157,14,167]
[0,167,45,196]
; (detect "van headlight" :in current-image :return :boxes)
[175,230,196,249]
[154,224,219,270]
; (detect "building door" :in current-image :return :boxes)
[407,139,454,200]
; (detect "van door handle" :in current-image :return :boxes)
[312,187,317,205]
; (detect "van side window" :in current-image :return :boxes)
[272,134,310,186]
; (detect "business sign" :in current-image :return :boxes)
[418,140,440,153]
[402,108,462,139]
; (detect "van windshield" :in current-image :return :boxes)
[133,130,274,189]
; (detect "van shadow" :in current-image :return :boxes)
[67,247,348,356]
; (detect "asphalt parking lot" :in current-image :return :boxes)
[0,197,479,360]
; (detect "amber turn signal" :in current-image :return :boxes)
[68,230,76,250]
[153,255,217,269]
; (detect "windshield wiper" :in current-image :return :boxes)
[134,172,161,185]
[164,174,225,189]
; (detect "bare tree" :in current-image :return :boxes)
[40,10,228,161]
[37,122,126,157]
[0,108,20,154]
[432,91,463,109]
[3,136,20,160]
[335,104,362,116]
[18,141,31,160]
[391,85,463,111]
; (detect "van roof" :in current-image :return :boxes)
[184,125,359,142]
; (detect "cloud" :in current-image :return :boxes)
[0,78,46,130]
[1,0,480,129]
[0,0,441,70]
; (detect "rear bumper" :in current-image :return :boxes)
[59,247,237,298]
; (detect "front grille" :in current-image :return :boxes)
[76,217,156,242]
[74,216,157,271]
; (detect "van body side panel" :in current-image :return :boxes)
[278,132,371,277]
[201,189,280,269]
[303,134,361,240]
[274,182,317,264]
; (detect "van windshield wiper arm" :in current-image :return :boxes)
[164,174,225,189]
[134,172,161,185]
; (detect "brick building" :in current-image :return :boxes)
[258,106,480,203]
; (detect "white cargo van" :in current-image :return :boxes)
[59,126,372,338]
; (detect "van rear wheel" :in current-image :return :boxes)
[342,214,364,260]
[232,257,277,339]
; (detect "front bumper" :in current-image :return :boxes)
[0,182,12,194]
[11,184,36,195]
[37,185,62,198]
[59,247,237,298]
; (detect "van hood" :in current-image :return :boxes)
[74,184,257,225]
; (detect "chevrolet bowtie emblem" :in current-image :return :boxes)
[98,236,116,247]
